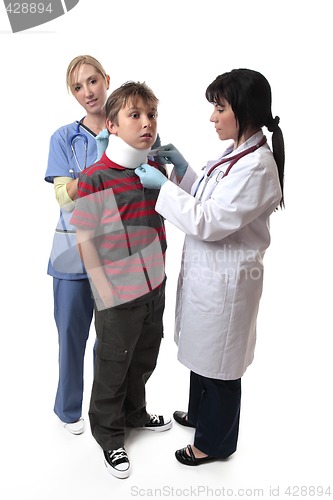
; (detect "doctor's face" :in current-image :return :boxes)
[210,98,239,144]
[106,97,158,150]
[70,63,110,116]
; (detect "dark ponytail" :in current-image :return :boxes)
[267,116,285,209]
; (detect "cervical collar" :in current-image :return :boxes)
[106,134,150,169]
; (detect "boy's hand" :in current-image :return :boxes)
[149,144,188,177]
[135,164,168,189]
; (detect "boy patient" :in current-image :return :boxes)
[71,81,171,479]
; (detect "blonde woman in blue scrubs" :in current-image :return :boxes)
[45,55,110,434]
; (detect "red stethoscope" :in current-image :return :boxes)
[194,136,267,200]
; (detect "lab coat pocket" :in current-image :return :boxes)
[187,272,229,315]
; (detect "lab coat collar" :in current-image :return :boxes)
[204,131,265,172]
[232,130,264,155]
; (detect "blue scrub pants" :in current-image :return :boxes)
[187,371,241,458]
[53,278,94,423]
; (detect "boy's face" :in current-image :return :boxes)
[106,97,158,150]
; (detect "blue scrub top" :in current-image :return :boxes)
[45,120,97,280]
[45,120,97,182]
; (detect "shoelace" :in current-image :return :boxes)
[149,414,161,424]
[109,447,128,462]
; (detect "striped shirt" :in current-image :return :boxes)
[71,153,167,307]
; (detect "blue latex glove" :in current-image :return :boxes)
[147,134,161,160]
[135,164,168,189]
[152,133,161,150]
[95,128,109,161]
[150,143,188,176]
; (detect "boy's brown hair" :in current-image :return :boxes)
[106,81,159,125]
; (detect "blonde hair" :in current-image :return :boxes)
[66,55,108,94]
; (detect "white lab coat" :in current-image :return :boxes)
[156,131,282,380]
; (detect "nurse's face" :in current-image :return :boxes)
[70,64,110,116]
[210,98,239,144]
[106,97,158,150]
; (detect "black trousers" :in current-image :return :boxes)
[89,288,165,451]
[187,371,241,458]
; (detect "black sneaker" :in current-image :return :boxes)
[103,447,131,479]
[140,413,172,431]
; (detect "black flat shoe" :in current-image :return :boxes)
[175,445,215,466]
[173,411,195,428]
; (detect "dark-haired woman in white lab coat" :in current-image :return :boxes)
[136,68,285,466]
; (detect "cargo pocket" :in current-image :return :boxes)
[97,341,128,361]
[96,341,129,389]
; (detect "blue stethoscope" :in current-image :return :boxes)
[69,118,88,175]
[194,136,267,200]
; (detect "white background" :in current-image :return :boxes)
[1,1,332,498]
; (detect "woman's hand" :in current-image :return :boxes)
[135,164,168,189]
[150,143,188,177]
[95,128,109,161]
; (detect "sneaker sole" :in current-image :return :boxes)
[139,420,173,432]
[104,459,131,479]
[66,428,84,435]
[63,419,85,435]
